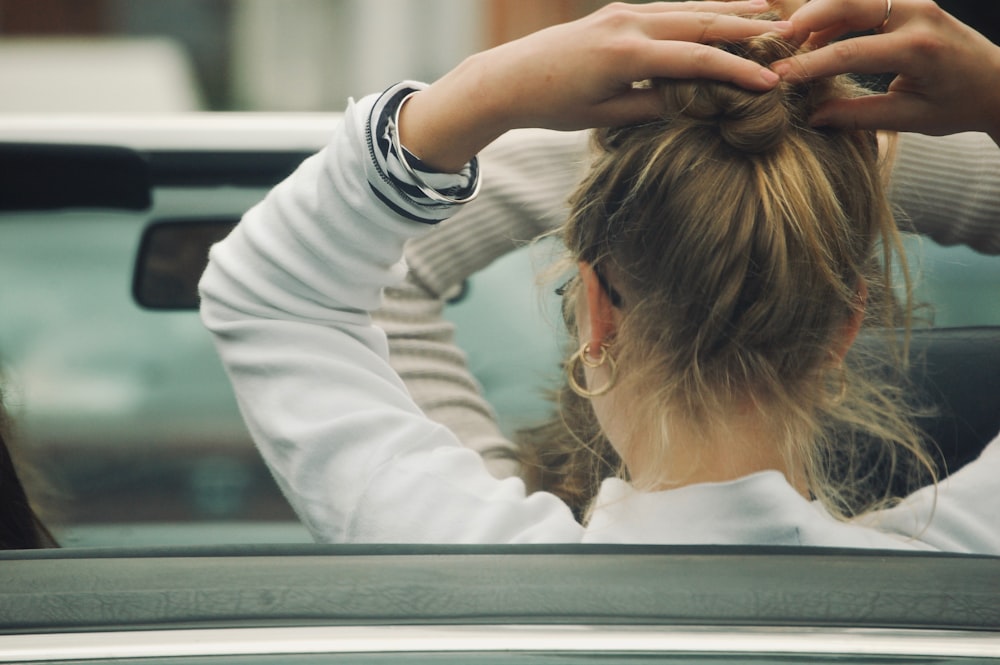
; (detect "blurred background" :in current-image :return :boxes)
[1,0,994,114]
[0,0,615,113]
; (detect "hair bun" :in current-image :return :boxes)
[659,34,799,155]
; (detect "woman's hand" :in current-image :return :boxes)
[771,0,1000,144]
[400,1,789,172]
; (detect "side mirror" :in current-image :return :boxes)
[133,218,237,309]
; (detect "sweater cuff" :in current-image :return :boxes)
[366,81,480,224]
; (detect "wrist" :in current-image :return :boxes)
[397,53,511,173]
[388,92,480,205]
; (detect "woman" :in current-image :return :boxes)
[377,0,1000,514]
[201,3,999,549]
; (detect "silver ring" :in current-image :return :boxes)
[878,0,892,32]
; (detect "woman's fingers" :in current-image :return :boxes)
[802,24,851,50]
[630,0,770,14]
[581,46,790,127]
[628,12,791,89]
[585,87,667,128]
[631,39,783,89]
[786,0,893,38]
[639,11,790,43]
[398,1,799,170]
[771,31,906,81]
[766,0,1000,141]
[809,92,927,132]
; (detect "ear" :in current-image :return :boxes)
[579,261,618,353]
[833,279,868,361]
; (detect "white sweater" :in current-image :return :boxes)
[201,88,1000,551]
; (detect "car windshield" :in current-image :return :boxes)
[1,0,999,552]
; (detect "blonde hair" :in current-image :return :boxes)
[519,31,936,521]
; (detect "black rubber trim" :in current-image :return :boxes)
[0,144,315,214]
[146,150,313,188]
[0,142,151,212]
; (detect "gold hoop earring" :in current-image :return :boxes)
[566,342,618,398]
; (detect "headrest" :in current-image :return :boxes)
[850,327,1000,478]
[904,327,1000,474]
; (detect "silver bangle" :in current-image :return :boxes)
[390,90,481,205]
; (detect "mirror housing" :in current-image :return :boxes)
[133,218,237,310]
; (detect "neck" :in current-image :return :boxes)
[615,405,808,497]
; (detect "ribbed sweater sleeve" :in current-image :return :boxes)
[375,128,590,477]
[891,132,1000,254]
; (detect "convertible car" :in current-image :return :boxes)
[0,115,998,663]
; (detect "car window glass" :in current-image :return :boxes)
[2,204,998,547]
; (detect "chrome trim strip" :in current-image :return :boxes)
[1,626,998,662]
[0,113,341,150]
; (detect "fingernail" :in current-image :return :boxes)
[771,21,793,33]
[760,68,780,86]
[749,0,768,6]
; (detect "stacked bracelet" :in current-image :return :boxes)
[390,90,481,205]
